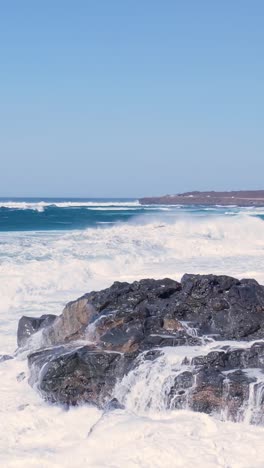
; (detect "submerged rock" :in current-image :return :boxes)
[17,274,264,423]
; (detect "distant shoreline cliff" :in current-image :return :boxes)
[139,190,264,206]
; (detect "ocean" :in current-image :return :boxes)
[1,198,264,467]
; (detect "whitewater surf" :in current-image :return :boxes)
[1,199,264,467]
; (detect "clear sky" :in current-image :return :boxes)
[0,1,263,197]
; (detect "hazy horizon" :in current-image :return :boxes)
[2,187,264,199]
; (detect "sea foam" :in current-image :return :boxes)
[2,213,264,466]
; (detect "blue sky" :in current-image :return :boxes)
[0,1,263,197]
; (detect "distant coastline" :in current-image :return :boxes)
[139,190,264,207]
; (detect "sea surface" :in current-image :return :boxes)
[1,198,264,467]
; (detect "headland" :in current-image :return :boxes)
[139,190,264,206]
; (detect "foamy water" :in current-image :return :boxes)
[2,210,264,467]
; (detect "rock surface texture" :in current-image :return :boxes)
[18,274,264,423]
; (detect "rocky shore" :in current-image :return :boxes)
[17,274,264,424]
[139,190,264,206]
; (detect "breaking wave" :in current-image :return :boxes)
[0,199,141,211]
[1,214,264,351]
[2,209,264,466]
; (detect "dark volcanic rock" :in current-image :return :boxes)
[169,361,261,422]
[80,274,264,346]
[169,342,264,421]
[192,342,264,370]
[28,345,135,407]
[18,274,264,422]
[178,274,264,340]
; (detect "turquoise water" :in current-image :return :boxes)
[0,198,140,231]
[0,197,263,232]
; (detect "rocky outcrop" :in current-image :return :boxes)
[18,274,264,423]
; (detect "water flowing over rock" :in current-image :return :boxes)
[18,274,264,423]
[17,314,57,347]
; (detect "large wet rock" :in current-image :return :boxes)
[20,275,264,350]
[85,274,264,343]
[169,342,264,422]
[28,345,135,406]
[18,274,264,420]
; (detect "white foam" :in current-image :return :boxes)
[2,214,264,466]
[54,409,264,468]
[1,357,264,468]
[1,214,264,352]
